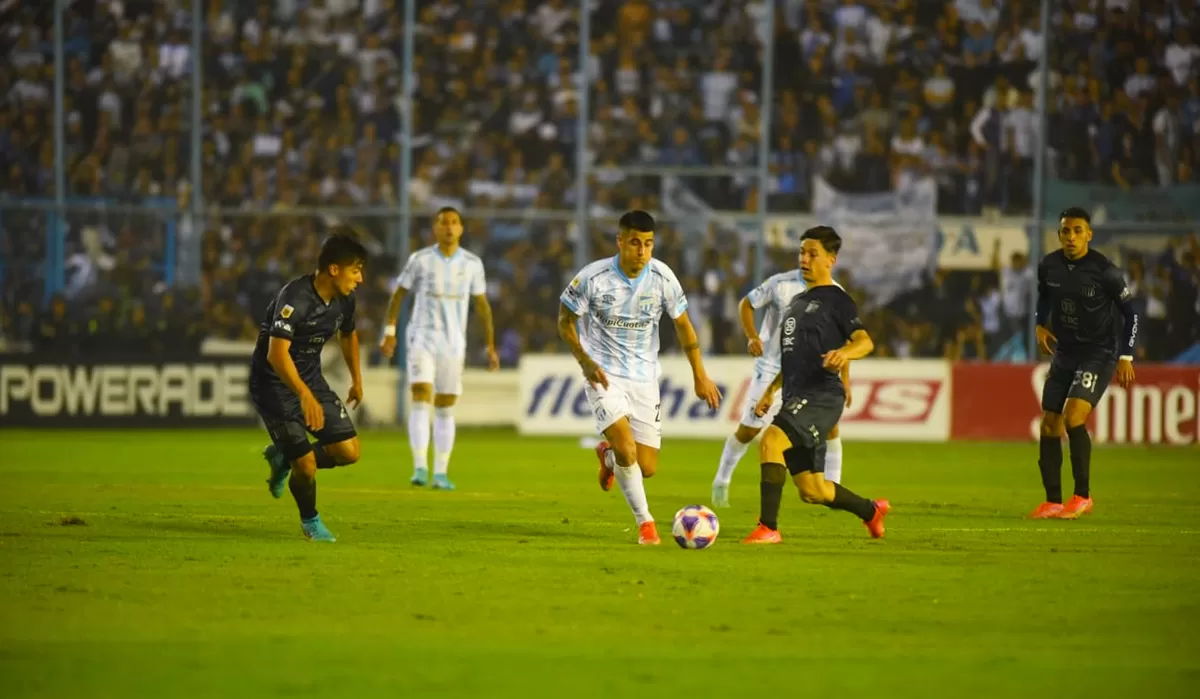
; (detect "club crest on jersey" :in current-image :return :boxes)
[637,295,656,313]
[1083,285,1098,298]
[280,305,294,319]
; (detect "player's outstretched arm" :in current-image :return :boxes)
[738,296,763,356]
[672,313,722,409]
[379,285,408,358]
[754,372,783,417]
[267,337,324,431]
[339,330,363,408]
[557,303,607,388]
[472,294,499,370]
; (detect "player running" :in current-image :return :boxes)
[1029,207,1137,520]
[253,232,367,543]
[711,264,851,509]
[742,226,889,544]
[558,210,723,545]
[380,207,499,491]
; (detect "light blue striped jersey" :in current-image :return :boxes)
[395,245,486,357]
[745,270,820,374]
[560,256,688,381]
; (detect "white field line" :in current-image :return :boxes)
[1,510,1197,535]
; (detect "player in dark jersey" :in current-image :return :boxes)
[741,226,891,544]
[250,232,367,542]
[1030,207,1137,520]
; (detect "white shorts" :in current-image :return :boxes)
[583,374,662,449]
[740,370,783,430]
[407,350,464,395]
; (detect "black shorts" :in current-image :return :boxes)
[770,392,845,476]
[250,377,357,461]
[1040,352,1116,413]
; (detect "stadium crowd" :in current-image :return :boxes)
[1,0,1198,362]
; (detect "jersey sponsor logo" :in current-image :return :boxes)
[598,315,651,330]
[280,305,294,319]
[1061,299,1076,314]
[783,317,797,334]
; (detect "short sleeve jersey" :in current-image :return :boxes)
[778,284,864,399]
[560,256,688,381]
[250,274,356,389]
[395,245,487,357]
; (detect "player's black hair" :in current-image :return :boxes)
[1059,207,1091,225]
[435,206,462,219]
[800,225,842,254]
[618,210,656,234]
[317,232,368,272]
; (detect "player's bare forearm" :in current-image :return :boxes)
[339,331,362,385]
[473,294,496,350]
[673,314,707,378]
[384,286,408,328]
[840,363,850,387]
[738,297,758,341]
[267,337,315,400]
[841,329,875,360]
[765,371,783,396]
[557,304,589,364]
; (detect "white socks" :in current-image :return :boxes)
[824,437,844,484]
[433,406,456,475]
[408,401,430,473]
[613,455,652,525]
[714,433,752,485]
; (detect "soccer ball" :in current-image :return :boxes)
[672,505,719,549]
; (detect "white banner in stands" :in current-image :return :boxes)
[517,355,950,441]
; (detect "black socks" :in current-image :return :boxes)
[825,482,877,521]
[1038,436,1064,503]
[1067,425,1091,499]
[759,463,787,530]
[290,471,318,520]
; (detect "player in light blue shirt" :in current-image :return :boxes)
[711,264,850,508]
[380,207,499,491]
[558,210,722,545]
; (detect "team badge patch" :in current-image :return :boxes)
[280,305,294,319]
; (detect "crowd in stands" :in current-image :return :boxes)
[1,0,1198,362]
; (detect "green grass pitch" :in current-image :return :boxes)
[1,429,1198,698]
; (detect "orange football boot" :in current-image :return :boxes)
[637,521,660,545]
[1029,502,1065,519]
[741,522,782,544]
[594,441,615,491]
[864,499,890,539]
[1056,495,1093,519]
